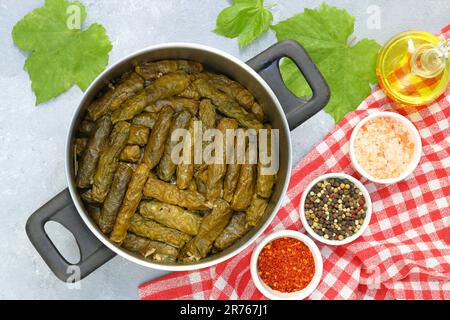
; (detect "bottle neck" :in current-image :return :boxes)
[410,40,449,78]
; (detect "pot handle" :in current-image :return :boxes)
[247,40,330,131]
[26,188,115,282]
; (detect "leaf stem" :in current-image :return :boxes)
[347,35,357,47]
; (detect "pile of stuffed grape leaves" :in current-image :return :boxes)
[73,59,277,264]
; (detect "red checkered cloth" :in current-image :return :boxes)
[139,25,450,300]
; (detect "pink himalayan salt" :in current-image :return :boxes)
[354,116,415,179]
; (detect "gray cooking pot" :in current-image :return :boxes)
[26,41,329,282]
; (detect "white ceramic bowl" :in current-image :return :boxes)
[250,230,323,300]
[349,111,422,185]
[299,173,373,246]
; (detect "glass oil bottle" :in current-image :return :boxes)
[377,30,449,107]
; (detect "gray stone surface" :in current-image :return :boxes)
[0,0,448,299]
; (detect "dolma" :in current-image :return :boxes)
[76,115,112,188]
[144,97,199,115]
[246,194,269,227]
[251,102,264,122]
[257,125,276,199]
[176,118,195,189]
[135,60,203,80]
[111,72,191,123]
[143,174,212,211]
[109,72,145,111]
[98,163,133,234]
[208,73,254,110]
[74,138,88,157]
[81,189,98,205]
[179,199,232,262]
[79,120,95,136]
[195,168,208,196]
[142,106,175,169]
[91,121,131,203]
[131,112,158,129]
[214,212,251,250]
[197,99,216,170]
[122,232,151,252]
[140,240,179,263]
[187,179,198,192]
[119,145,141,163]
[110,163,150,244]
[177,84,200,100]
[223,162,241,203]
[140,201,203,236]
[87,72,144,121]
[206,118,238,201]
[122,233,178,263]
[129,214,191,248]
[193,79,263,130]
[198,99,216,129]
[128,124,149,146]
[87,205,101,226]
[231,163,256,211]
[157,110,191,181]
[110,91,147,124]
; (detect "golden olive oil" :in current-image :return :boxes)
[377,30,449,106]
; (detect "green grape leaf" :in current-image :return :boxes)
[12,0,112,105]
[272,3,381,123]
[214,0,274,48]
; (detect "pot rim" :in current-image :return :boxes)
[65,42,292,271]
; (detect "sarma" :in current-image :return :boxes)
[129,214,191,248]
[91,121,131,203]
[110,163,150,244]
[140,240,179,263]
[144,97,199,115]
[178,199,232,262]
[177,84,200,100]
[128,124,149,146]
[143,174,212,211]
[206,118,238,201]
[135,60,203,80]
[214,212,251,250]
[223,162,240,203]
[74,138,87,157]
[111,72,191,123]
[246,194,269,227]
[131,112,158,129]
[231,163,256,211]
[87,205,101,226]
[87,72,144,121]
[76,115,112,188]
[98,163,133,234]
[194,168,208,196]
[251,102,264,122]
[142,106,175,169]
[79,120,95,136]
[157,110,191,181]
[119,145,141,163]
[176,118,195,189]
[140,201,203,236]
[256,125,276,199]
[193,79,263,130]
[208,73,254,110]
[122,233,179,263]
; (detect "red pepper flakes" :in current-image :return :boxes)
[257,237,315,293]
